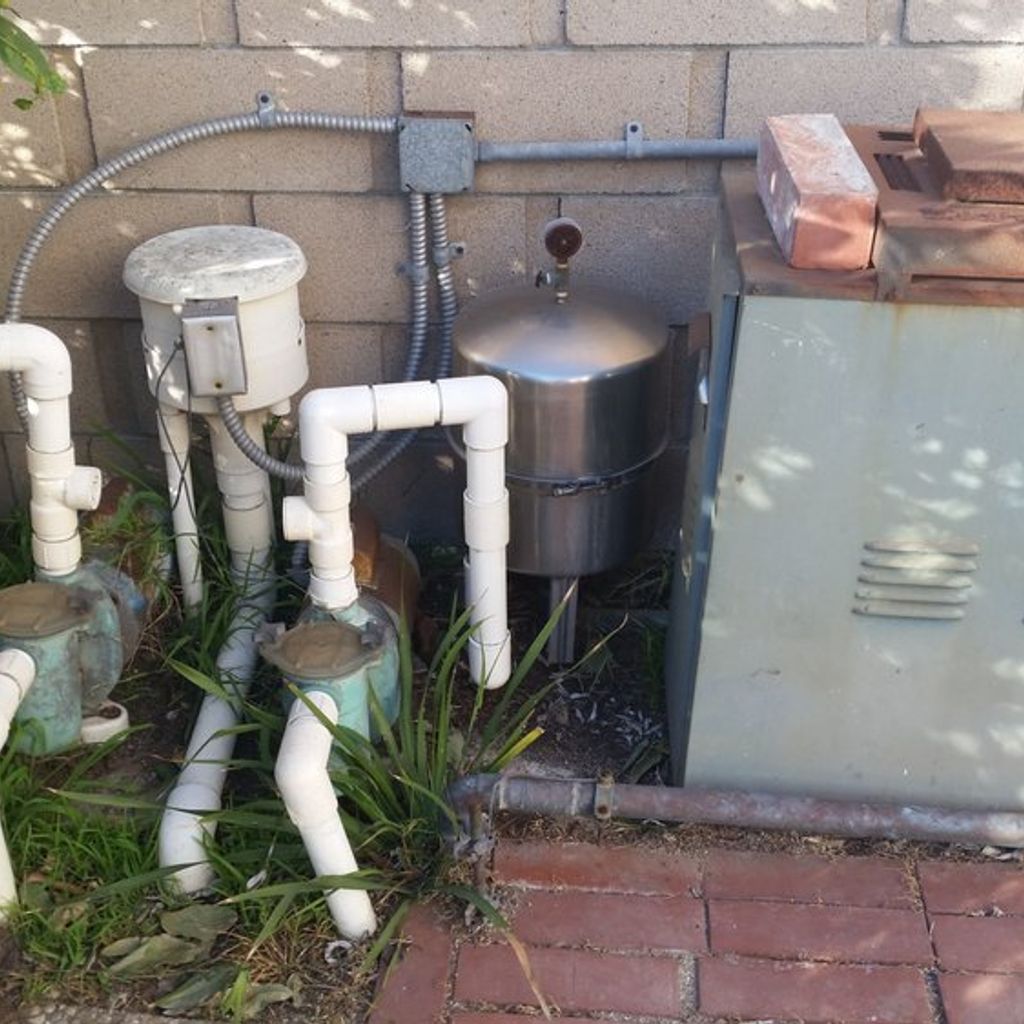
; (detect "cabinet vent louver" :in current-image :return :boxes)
[852,539,978,621]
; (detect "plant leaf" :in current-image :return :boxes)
[0,13,65,97]
[155,963,240,1013]
[107,934,203,977]
[243,983,294,1019]
[161,904,237,942]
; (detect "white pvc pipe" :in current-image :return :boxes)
[0,648,37,921]
[158,413,275,893]
[284,376,511,687]
[275,690,377,939]
[0,323,102,576]
[156,404,203,610]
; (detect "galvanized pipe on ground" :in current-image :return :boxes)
[449,774,1024,848]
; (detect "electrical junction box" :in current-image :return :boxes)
[181,298,247,397]
[398,113,476,194]
[666,125,1024,811]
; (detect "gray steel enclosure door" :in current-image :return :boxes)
[683,295,1024,810]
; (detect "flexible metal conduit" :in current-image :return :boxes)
[448,774,1024,849]
[3,104,397,430]
[477,137,758,163]
[348,192,457,493]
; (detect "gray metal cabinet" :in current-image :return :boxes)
[667,171,1024,810]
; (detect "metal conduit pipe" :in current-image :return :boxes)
[346,191,431,470]
[347,193,459,494]
[3,102,397,430]
[477,136,758,163]
[448,774,1024,849]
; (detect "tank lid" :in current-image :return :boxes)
[454,285,667,382]
[260,621,380,681]
[123,225,307,304]
[0,581,92,638]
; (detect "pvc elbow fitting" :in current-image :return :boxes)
[0,323,72,400]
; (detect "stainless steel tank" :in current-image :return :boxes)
[454,219,670,579]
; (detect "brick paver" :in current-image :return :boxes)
[705,848,915,907]
[494,839,699,894]
[699,956,933,1023]
[512,888,705,951]
[368,905,452,1024]
[710,898,932,964]
[940,972,1024,1024]
[455,942,681,1017]
[369,839,1024,1024]
[933,914,1024,973]
[920,860,1024,915]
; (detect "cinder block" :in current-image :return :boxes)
[0,191,252,319]
[867,0,904,43]
[757,115,877,270]
[254,194,529,323]
[906,0,1024,42]
[199,0,238,43]
[567,0,867,44]
[403,49,697,194]
[533,195,718,324]
[359,436,463,543]
[726,46,1024,135]
[0,52,92,186]
[304,323,385,394]
[237,0,541,46]
[87,433,162,480]
[83,48,377,192]
[15,1,207,44]
[380,324,424,381]
[530,0,565,45]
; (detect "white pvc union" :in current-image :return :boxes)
[123,226,309,415]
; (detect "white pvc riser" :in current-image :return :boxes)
[275,691,377,940]
[158,412,277,893]
[0,648,37,920]
[286,376,513,688]
[0,323,102,577]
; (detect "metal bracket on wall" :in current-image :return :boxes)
[625,121,645,159]
[398,113,476,194]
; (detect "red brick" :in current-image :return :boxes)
[452,1017,596,1024]
[512,889,705,952]
[940,972,1024,1024]
[699,956,932,1023]
[933,915,1024,973]
[757,113,878,270]
[494,840,699,895]
[920,860,1024,916]
[369,905,452,1024]
[455,942,680,1017]
[710,899,932,965]
[705,849,915,908]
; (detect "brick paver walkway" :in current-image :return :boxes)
[369,839,1024,1024]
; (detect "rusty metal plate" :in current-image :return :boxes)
[914,108,1024,203]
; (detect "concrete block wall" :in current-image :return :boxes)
[1,0,1022,542]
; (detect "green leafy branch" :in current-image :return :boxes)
[0,2,66,110]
